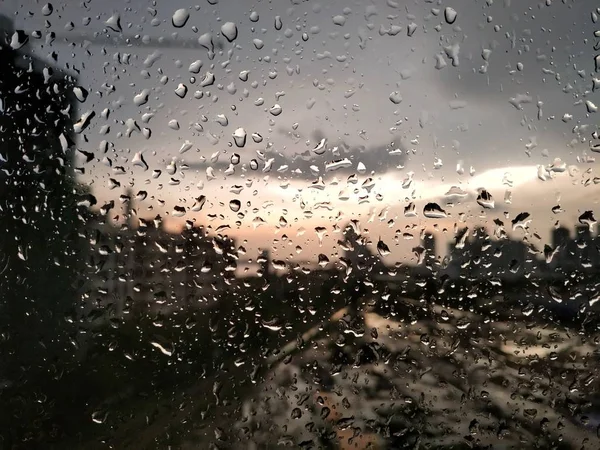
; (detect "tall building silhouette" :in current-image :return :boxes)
[0,15,81,361]
[552,226,570,249]
[575,225,594,270]
[422,232,437,271]
[257,249,272,279]
[0,15,85,443]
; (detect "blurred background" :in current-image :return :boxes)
[0,0,600,448]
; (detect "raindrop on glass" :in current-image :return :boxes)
[423,203,447,219]
[233,128,247,147]
[172,9,190,28]
[444,7,457,24]
[221,22,238,42]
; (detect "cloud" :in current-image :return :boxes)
[179,128,408,183]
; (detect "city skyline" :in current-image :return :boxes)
[83,197,600,282]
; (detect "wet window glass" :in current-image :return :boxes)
[1,0,600,448]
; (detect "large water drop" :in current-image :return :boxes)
[172,9,190,28]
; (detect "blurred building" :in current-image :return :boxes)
[81,205,239,324]
[545,224,600,275]
[441,226,531,282]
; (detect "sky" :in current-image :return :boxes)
[5,0,600,262]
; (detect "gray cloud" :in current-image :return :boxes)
[180,128,407,182]
[8,0,598,236]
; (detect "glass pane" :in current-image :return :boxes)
[1,0,599,448]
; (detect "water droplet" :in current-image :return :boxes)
[269,104,282,116]
[221,22,238,42]
[174,83,188,98]
[476,189,494,208]
[166,160,177,175]
[511,212,531,230]
[313,138,327,155]
[233,128,247,147]
[226,81,236,95]
[73,110,95,134]
[9,31,28,50]
[132,152,148,171]
[389,91,403,104]
[274,15,283,30]
[332,15,346,26]
[250,11,259,22]
[404,202,417,217]
[105,13,122,32]
[253,38,264,49]
[42,3,53,16]
[150,341,173,356]
[262,318,282,331]
[537,165,550,181]
[325,158,351,172]
[509,94,532,110]
[172,9,190,28]
[407,22,417,36]
[377,238,390,256]
[444,43,460,67]
[548,158,566,173]
[179,141,193,154]
[198,32,214,55]
[445,186,468,199]
[229,199,241,212]
[586,100,598,113]
[200,72,215,87]
[133,89,150,106]
[73,86,88,103]
[215,114,228,126]
[423,203,447,219]
[206,166,216,180]
[318,254,330,267]
[444,7,457,24]
[192,196,206,211]
[435,54,447,70]
[189,60,203,73]
[91,410,107,424]
[456,318,471,330]
[252,132,263,143]
[579,210,597,230]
